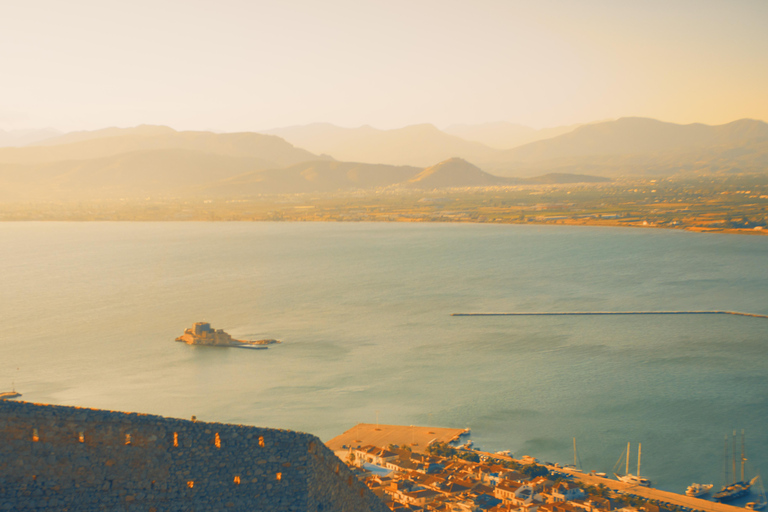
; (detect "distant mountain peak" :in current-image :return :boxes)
[406,157,510,188]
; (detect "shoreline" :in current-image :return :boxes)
[0,217,766,237]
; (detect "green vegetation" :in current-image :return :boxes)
[425,442,480,462]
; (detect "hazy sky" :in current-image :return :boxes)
[2,0,767,132]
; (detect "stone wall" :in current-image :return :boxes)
[0,400,389,512]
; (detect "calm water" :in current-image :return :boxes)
[2,222,767,493]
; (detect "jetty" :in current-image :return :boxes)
[325,423,468,454]
[452,311,768,319]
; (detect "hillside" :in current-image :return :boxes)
[0,149,279,200]
[262,123,498,167]
[199,161,421,196]
[404,157,516,188]
[484,118,768,177]
[0,126,334,200]
[500,118,768,162]
[0,126,324,167]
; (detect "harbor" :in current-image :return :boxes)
[329,423,763,512]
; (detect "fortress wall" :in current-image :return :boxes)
[0,400,388,512]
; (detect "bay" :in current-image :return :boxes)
[1,221,767,493]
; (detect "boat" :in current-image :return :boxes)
[613,442,651,487]
[712,431,755,502]
[572,437,582,472]
[713,477,757,502]
[685,483,713,497]
[746,476,766,510]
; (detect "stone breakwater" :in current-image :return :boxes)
[0,400,389,512]
[452,310,768,318]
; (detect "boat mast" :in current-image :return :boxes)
[638,443,642,478]
[733,431,738,484]
[573,438,577,469]
[741,430,746,483]
[626,442,630,476]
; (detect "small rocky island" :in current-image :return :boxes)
[176,322,279,349]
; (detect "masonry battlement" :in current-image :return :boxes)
[0,400,388,512]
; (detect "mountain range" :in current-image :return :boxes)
[443,121,583,149]
[262,123,495,168]
[486,117,768,177]
[1,117,766,201]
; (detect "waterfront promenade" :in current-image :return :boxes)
[556,467,747,512]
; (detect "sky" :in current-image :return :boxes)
[1,0,767,133]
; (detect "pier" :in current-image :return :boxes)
[325,424,467,454]
[452,311,768,319]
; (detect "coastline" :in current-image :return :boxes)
[0,216,766,237]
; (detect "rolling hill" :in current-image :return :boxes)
[0,126,332,200]
[198,161,422,196]
[404,158,516,188]
[0,125,325,167]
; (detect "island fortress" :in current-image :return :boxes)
[176,322,279,348]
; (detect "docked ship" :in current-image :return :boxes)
[613,442,651,487]
[746,476,766,510]
[713,477,757,502]
[176,322,279,349]
[713,430,756,502]
[685,483,713,497]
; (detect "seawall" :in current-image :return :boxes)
[452,310,768,318]
[0,400,389,512]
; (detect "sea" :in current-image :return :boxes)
[2,221,767,495]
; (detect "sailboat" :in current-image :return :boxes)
[613,442,651,487]
[746,476,766,510]
[713,430,756,502]
[566,437,583,472]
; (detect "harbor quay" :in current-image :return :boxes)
[552,467,746,512]
[328,424,755,512]
[326,423,469,454]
